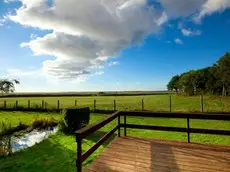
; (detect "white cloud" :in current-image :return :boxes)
[0,18,6,26]
[108,61,120,67]
[181,28,201,36]
[4,0,17,3]
[174,38,183,44]
[158,0,206,18]
[158,0,230,22]
[8,0,162,41]
[155,11,168,25]
[195,0,230,22]
[5,0,230,81]
[9,0,164,80]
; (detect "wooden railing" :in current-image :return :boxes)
[75,111,230,172]
[75,111,120,172]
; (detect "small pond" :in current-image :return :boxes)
[0,126,58,155]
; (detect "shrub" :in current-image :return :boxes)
[32,118,58,130]
[63,107,90,133]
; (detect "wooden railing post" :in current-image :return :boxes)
[187,117,190,143]
[28,100,30,109]
[169,95,172,112]
[114,99,116,111]
[118,113,120,137]
[57,100,60,110]
[200,95,204,113]
[4,100,6,109]
[142,98,144,111]
[76,135,82,172]
[15,100,18,109]
[124,114,127,136]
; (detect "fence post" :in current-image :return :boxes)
[124,114,127,136]
[118,114,120,137]
[76,136,82,172]
[94,99,96,111]
[45,101,48,109]
[200,95,204,113]
[4,100,6,109]
[42,100,44,109]
[114,99,116,111]
[169,95,172,112]
[57,100,60,110]
[15,100,18,109]
[187,117,190,143]
[75,100,77,107]
[142,98,144,111]
[28,100,30,109]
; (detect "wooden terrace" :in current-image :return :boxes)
[76,111,230,172]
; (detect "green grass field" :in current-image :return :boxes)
[1,95,230,112]
[0,111,229,172]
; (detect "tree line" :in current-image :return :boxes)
[167,52,230,96]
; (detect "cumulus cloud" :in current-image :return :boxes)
[158,0,206,18]
[6,0,230,80]
[195,0,230,22]
[158,0,230,22]
[174,38,183,44]
[181,28,201,36]
[9,0,164,79]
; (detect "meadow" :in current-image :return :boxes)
[0,111,229,172]
[1,94,230,112]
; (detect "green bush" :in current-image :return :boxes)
[32,118,58,130]
[63,107,90,133]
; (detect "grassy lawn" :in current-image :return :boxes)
[1,95,230,112]
[0,111,62,133]
[0,111,229,172]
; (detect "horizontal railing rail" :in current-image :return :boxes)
[76,111,230,172]
[120,111,230,120]
[75,111,120,172]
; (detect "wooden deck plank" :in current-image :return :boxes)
[85,136,230,172]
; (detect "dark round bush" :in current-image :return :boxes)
[63,107,90,133]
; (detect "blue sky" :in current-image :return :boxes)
[0,0,230,92]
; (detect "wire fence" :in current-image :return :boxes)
[0,95,230,113]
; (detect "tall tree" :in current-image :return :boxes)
[167,75,180,93]
[217,53,230,96]
[0,79,20,94]
[207,65,222,95]
[179,71,195,96]
[167,52,230,96]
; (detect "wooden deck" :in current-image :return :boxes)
[85,136,230,172]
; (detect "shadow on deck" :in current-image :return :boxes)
[85,136,230,172]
